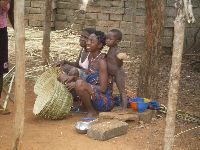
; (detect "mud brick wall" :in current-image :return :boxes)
[24,0,200,53]
[163,0,200,54]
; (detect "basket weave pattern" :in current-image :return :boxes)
[33,68,73,120]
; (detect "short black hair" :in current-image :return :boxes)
[83,28,96,35]
[109,29,122,41]
[93,31,106,49]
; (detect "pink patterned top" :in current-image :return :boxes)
[0,3,10,28]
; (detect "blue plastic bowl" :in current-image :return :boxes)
[130,97,149,113]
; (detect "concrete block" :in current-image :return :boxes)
[85,19,97,26]
[29,20,43,27]
[98,13,109,21]
[55,21,69,30]
[86,6,101,13]
[164,16,175,27]
[136,16,145,23]
[162,37,173,47]
[57,2,78,9]
[101,0,124,7]
[28,14,44,21]
[136,8,145,16]
[110,14,123,21]
[87,120,128,141]
[136,41,145,50]
[123,34,131,41]
[98,20,120,28]
[29,8,41,14]
[102,6,124,15]
[135,27,144,36]
[25,7,30,14]
[120,21,132,34]
[86,13,98,20]
[166,0,175,7]
[165,7,176,17]
[99,111,138,122]
[137,1,145,9]
[136,35,144,42]
[25,1,31,7]
[123,15,132,22]
[55,14,67,21]
[163,27,174,37]
[31,1,44,8]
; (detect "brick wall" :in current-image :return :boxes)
[24,0,200,53]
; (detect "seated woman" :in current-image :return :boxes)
[58,31,114,117]
[55,28,95,76]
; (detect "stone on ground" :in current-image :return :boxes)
[87,120,128,141]
[138,109,154,123]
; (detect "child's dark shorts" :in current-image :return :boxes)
[0,27,9,75]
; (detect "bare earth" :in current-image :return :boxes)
[0,28,199,150]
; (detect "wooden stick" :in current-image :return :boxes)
[12,0,25,149]
[3,74,15,109]
[42,0,52,65]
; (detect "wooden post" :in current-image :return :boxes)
[163,0,195,149]
[137,0,164,99]
[42,0,52,65]
[12,0,25,150]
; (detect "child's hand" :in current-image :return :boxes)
[65,82,76,91]
[57,73,68,84]
[64,76,76,84]
[117,53,129,60]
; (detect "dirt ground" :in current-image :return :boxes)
[0,28,199,150]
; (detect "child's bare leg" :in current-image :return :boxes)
[75,80,97,117]
[115,69,127,112]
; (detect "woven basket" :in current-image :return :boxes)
[33,68,73,120]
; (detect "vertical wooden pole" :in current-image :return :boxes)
[163,17,185,150]
[163,0,195,149]
[42,0,52,65]
[12,0,25,150]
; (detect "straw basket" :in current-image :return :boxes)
[33,67,73,120]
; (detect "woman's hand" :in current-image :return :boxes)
[57,73,68,84]
[52,60,66,67]
[65,82,76,91]
[57,73,76,84]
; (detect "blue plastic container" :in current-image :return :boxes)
[130,97,149,113]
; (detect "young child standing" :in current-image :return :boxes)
[0,0,14,113]
[106,29,128,111]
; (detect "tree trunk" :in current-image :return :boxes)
[163,16,185,150]
[12,0,25,149]
[137,0,164,99]
[163,0,195,149]
[42,0,52,65]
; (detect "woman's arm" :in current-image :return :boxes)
[97,58,108,93]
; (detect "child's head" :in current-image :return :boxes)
[79,28,96,49]
[86,30,106,52]
[106,29,122,47]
